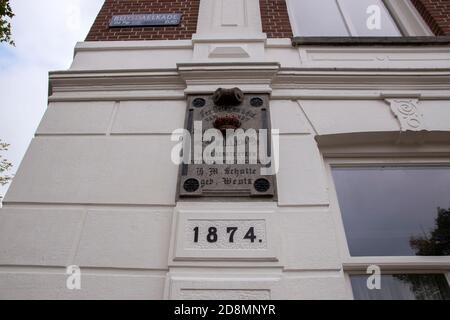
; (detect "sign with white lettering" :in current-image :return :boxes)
[109,13,182,28]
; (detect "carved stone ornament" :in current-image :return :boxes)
[212,87,245,107]
[387,99,426,132]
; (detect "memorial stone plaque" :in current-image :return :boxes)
[177,88,277,199]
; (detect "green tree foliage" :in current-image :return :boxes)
[410,207,450,256]
[0,0,14,45]
[0,139,13,200]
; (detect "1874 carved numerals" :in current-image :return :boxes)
[193,226,260,244]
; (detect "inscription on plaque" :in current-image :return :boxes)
[173,212,278,261]
[186,220,267,250]
[109,13,182,28]
[177,88,277,198]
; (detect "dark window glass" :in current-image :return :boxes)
[332,167,450,256]
[351,274,450,300]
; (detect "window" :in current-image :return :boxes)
[332,166,450,257]
[329,160,450,300]
[288,0,402,36]
[351,274,450,300]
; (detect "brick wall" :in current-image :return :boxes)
[259,0,450,39]
[86,0,200,41]
[259,0,293,38]
[411,0,450,36]
[86,0,449,41]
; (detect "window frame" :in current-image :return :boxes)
[345,271,450,300]
[325,157,450,299]
[285,0,433,38]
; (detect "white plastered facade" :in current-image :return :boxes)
[0,0,449,299]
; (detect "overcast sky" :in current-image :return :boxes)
[0,0,104,198]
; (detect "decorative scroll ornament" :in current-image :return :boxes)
[387,99,426,132]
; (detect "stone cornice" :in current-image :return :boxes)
[48,65,450,101]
